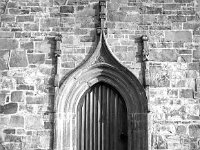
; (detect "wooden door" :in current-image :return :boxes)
[77,82,128,150]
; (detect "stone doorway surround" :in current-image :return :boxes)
[53,28,148,150]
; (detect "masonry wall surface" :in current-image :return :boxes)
[0,0,200,150]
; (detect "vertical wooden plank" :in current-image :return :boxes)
[109,89,114,150]
[86,93,90,150]
[78,105,82,150]
[94,86,98,150]
[81,98,86,150]
[105,87,110,150]
[98,85,102,150]
[113,94,118,150]
[90,90,94,150]
[102,85,106,150]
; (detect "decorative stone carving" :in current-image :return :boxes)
[54,1,148,150]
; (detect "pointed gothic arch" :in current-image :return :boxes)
[54,32,148,150]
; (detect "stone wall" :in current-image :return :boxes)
[0,0,200,150]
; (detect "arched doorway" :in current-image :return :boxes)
[77,82,128,150]
[54,31,148,150]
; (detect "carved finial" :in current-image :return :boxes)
[97,0,107,35]
[55,34,62,42]
[142,35,148,41]
[55,34,62,57]
[142,35,149,61]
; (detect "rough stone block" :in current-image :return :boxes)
[149,49,178,62]
[193,50,200,59]
[11,91,23,102]
[7,2,18,8]
[25,115,43,130]
[149,64,170,87]
[44,122,52,129]
[189,124,200,138]
[0,50,9,70]
[60,6,74,13]
[1,15,15,22]
[165,31,192,42]
[9,50,28,67]
[0,116,9,126]
[40,18,59,30]
[0,91,9,105]
[80,35,95,42]
[0,39,18,50]
[16,85,34,90]
[26,96,47,104]
[16,15,34,22]
[9,8,21,14]
[54,0,66,5]
[180,89,193,98]
[168,15,186,22]
[10,115,24,128]
[74,28,87,35]
[176,125,186,135]
[20,42,34,50]
[167,89,178,98]
[5,135,22,142]
[61,62,75,68]
[188,63,200,71]
[31,7,43,12]
[3,103,18,114]
[0,32,14,38]
[15,32,31,38]
[28,54,45,64]
[3,129,15,134]
[146,6,162,14]
[163,4,181,10]
[115,46,127,52]
[24,23,39,31]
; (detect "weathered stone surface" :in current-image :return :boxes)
[3,103,18,114]
[165,31,192,42]
[0,39,18,50]
[26,96,47,104]
[0,91,9,105]
[15,32,31,38]
[0,32,14,38]
[10,115,24,127]
[9,51,28,67]
[54,0,66,5]
[0,116,9,126]
[176,125,186,135]
[16,15,34,22]
[11,91,23,102]
[1,77,15,90]
[40,18,59,30]
[189,124,200,138]
[20,42,34,50]
[3,129,15,134]
[149,49,178,62]
[60,6,74,13]
[149,64,170,87]
[1,15,15,22]
[16,85,34,90]
[0,50,9,70]
[180,89,193,98]
[28,54,45,64]
[25,115,43,130]
[24,23,39,31]
[5,135,22,142]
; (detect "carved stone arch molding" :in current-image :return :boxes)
[54,31,148,150]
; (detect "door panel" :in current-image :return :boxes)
[77,82,128,150]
